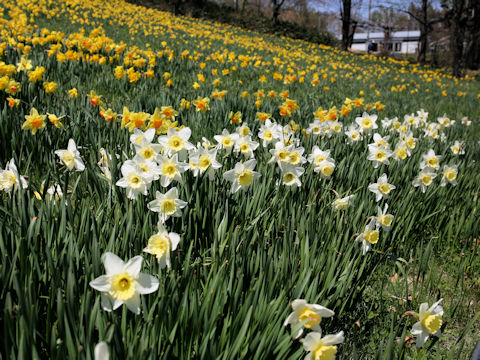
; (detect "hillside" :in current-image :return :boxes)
[0,0,479,359]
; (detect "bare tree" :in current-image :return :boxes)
[441,0,477,77]
[272,0,288,23]
[384,0,445,64]
[340,0,360,50]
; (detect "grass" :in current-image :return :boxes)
[0,0,479,359]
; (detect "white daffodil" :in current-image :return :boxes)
[332,194,355,211]
[367,145,392,168]
[381,117,393,129]
[316,160,336,178]
[283,299,335,339]
[393,141,410,161]
[98,148,112,180]
[375,203,394,231]
[306,119,323,136]
[411,299,443,347]
[94,342,110,360]
[234,136,259,158]
[223,159,261,194]
[356,219,380,255]
[345,124,363,143]
[450,141,465,155]
[289,147,306,165]
[279,162,304,187]
[440,165,458,187]
[214,129,239,154]
[147,187,187,222]
[156,154,189,187]
[269,141,292,164]
[130,128,154,146]
[417,109,428,124]
[420,149,441,170]
[258,119,281,147]
[55,138,85,171]
[158,127,194,160]
[402,132,416,150]
[303,330,344,360]
[404,113,419,128]
[89,252,159,314]
[412,169,437,193]
[46,182,63,201]
[236,123,251,137]
[116,162,149,199]
[34,181,63,201]
[144,223,180,269]
[372,133,390,149]
[308,146,334,170]
[329,120,343,135]
[355,112,378,132]
[134,139,162,161]
[461,117,471,126]
[368,173,395,202]
[189,147,222,179]
[437,114,454,128]
[129,155,161,182]
[0,158,28,193]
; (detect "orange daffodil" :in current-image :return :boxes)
[22,108,46,134]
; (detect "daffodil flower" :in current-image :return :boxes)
[332,194,355,211]
[302,330,344,360]
[279,162,304,187]
[368,173,395,202]
[440,165,458,187]
[0,158,28,193]
[284,299,334,339]
[223,159,261,194]
[412,169,437,193]
[214,129,239,154]
[143,224,180,269]
[411,299,443,347]
[116,162,149,199]
[147,187,187,222]
[356,219,380,255]
[89,252,159,314]
[420,149,441,170]
[54,139,85,172]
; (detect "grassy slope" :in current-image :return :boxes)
[0,0,479,359]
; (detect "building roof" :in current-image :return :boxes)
[353,30,420,42]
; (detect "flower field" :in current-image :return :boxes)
[1,0,479,358]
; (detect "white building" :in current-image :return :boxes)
[351,30,420,54]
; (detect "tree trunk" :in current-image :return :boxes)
[381,26,392,56]
[464,0,480,69]
[451,0,467,77]
[417,0,428,65]
[342,0,352,51]
[347,20,357,49]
